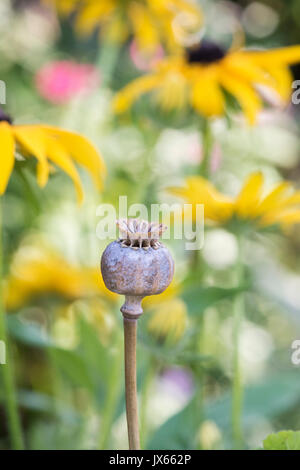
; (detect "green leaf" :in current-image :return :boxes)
[17,390,80,424]
[50,347,95,391]
[77,315,111,380]
[206,371,300,432]
[148,371,300,450]
[76,315,123,409]
[7,314,53,348]
[263,431,300,450]
[148,397,198,450]
[181,285,243,316]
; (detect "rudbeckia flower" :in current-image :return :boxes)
[0,109,105,201]
[113,41,300,124]
[44,0,202,53]
[4,240,117,311]
[169,172,300,229]
[144,280,188,341]
[147,298,188,342]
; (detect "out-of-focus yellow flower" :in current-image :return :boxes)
[45,0,202,52]
[147,298,188,342]
[113,41,300,124]
[144,280,188,342]
[197,420,222,450]
[78,297,116,344]
[4,241,117,311]
[52,305,79,349]
[0,110,106,202]
[169,172,300,229]
[53,298,116,349]
[144,279,182,307]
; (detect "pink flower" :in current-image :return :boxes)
[160,367,195,400]
[129,40,164,71]
[35,60,100,104]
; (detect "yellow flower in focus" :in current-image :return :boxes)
[169,172,300,229]
[0,109,106,202]
[113,41,300,124]
[148,298,188,342]
[45,0,202,52]
[4,241,117,311]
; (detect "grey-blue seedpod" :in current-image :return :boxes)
[100,219,174,318]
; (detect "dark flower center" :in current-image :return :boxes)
[0,108,12,124]
[186,40,226,64]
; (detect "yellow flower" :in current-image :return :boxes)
[52,298,116,349]
[113,41,300,124]
[198,420,222,450]
[76,298,116,343]
[45,0,202,52]
[4,240,117,311]
[147,298,188,342]
[144,280,188,341]
[144,278,182,306]
[169,172,300,229]
[0,110,106,202]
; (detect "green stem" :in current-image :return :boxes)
[200,119,213,178]
[98,330,123,450]
[140,360,155,449]
[194,312,205,449]
[0,198,24,450]
[97,39,121,88]
[232,235,245,449]
[16,167,40,215]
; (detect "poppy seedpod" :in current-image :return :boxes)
[100,218,174,450]
[101,218,174,318]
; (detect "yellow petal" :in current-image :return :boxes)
[261,64,293,101]
[113,74,162,113]
[148,298,188,342]
[247,46,300,65]
[0,122,15,195]
[278,210,300,226]
[261,209,300,227]
[168,176,234,223]
[280,191,300,208]
[235,172,264,218]
[101,15,129,43]
[47,0,76,15]
[45,134,84,203]
[143,280,181,307]
[255,181,291,215]
[75,2,115,35]
[168,186,190,199]
[191,74,224,116]
[40,126,105,190]
[223,52,274,87]
[128,2,160,52]
[155,70,188,110]
[219,69,262,124]
[13,125,50,187]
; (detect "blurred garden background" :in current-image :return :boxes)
[1,0,300,450]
